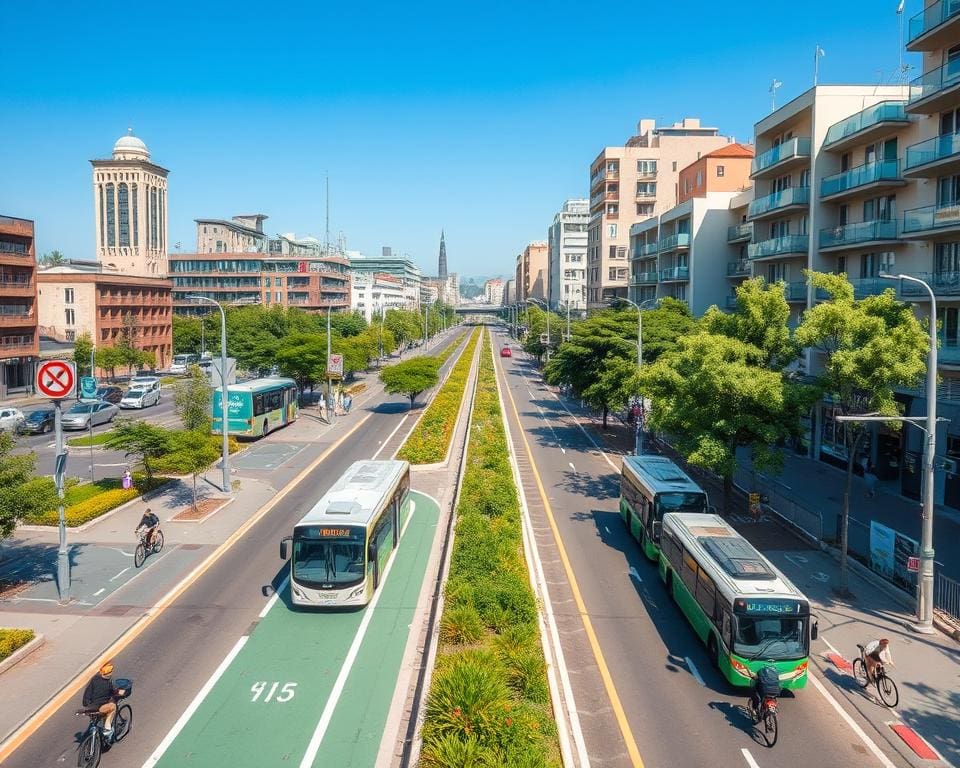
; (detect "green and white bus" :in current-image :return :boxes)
[659,513,817,690]
[620,455,711,561]
[279,460,411,608]
[211,377,299,438]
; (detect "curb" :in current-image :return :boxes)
[0,634,45,677]
[168,496,234,525]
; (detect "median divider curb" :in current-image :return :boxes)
[0,634,45,678]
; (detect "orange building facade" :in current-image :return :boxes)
[0,215,39,398]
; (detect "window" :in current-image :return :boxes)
[276,276,282,286]
[716,165,725,177]
[118,183,130,247]
[65,330,75,342]
[936,242,960,275]
[132,184,138,247]
[65,308,75,325]
[637,182,657,197]
[608,224,618,238]
[105,184,116,247]
[939,307,960,349]
[696,170,703,187]
[681,550,698,592]
[276,291,281,302]
[672,161,678,172]
[637,203,654,216]
[64,288,74,303]
[864,194,897,221]
[637,160,657,175]
[150,187,158,249]
[264,277,271,287]
[696,567,717,620]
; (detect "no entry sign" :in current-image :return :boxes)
[36,360,76,399]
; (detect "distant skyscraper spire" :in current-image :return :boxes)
[438,230,448,279]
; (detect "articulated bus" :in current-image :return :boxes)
[620,455,711,560]
[280,460,411,608]
[659,513,817,690]
[212,377,299,438]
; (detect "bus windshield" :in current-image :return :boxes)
[733,615,808,660]
[656,492,707,516]
[292,526,366,588]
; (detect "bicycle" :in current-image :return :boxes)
[134,527,164,568]
[746,665,780,748]
[75,682,133,768]
[853,644,899,707]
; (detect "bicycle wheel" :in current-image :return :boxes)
[877,673,899,708]
[134,543,146,568]
[852,658,869,688]
[77,731,101,768]
[152,530,164,554]
[764,710,779,748]
[113,704,133,742]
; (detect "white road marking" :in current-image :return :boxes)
[372,414,409,460]
[819,633,841,657]
[298,507,416,768]
[685,656,705,686]
[93,588,106,597]
[808,672,898,768]
[568,462,576,472]
[812,572,830,583]
[109,568,129,582]
[12,597,58,603]
[604,526,611,534]
[259,576,290,619]
[784,553,808,567]
[628,566,642,583]
[741,748,761,768]
[142,636,249,767]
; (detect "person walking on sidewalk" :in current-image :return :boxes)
[864,461,878,498]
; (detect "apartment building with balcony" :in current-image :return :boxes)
[516,242,548,302]
[585,118,734,308]
[195,214,268,253]
[37,262,172,371]
[0,215,39,398]
[484,278,505,306]
[726,189,754,305]
[351,272,407,322]
[547,199,588,310]
[349,253,421,309]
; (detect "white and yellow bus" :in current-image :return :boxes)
[280,459,411,608]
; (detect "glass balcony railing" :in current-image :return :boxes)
[727,260,751,276]
[903,203,960,233]
[633,271,659,284]
[909,59,960,105]
[819,219,898,248]
[820,160,901,198]
[639,242,659,257]
[748,186,810,218]
[784,281,808,301]
[725,295,739,309]
[727,223,753,241]
[751,137,811,175]
[658,233,690,251]
[824,102,909,146]
[659,266,689,281]
[747,234,809,259]
[908,0,960,44]
[905,132,960,171]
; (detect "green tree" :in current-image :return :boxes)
[0,433,59,538]
[275,333,328,393]
[380,357,440,408]
[795,271,928,592]
[172,315,202,355]
[39,250,66,267]
[174,364,212,431]
[329,311,367,338]
[384,308,423,348]
[104,420,173,485]
[95,346,125,381]
[73,332,94,376]
[161,430,220,511]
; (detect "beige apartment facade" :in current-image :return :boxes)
[196,214,269,253]
[586,118,734,307]
[515,242,548,303]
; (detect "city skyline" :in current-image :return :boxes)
[0,0,923,276]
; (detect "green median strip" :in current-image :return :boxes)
[66,430,116,447]
[397,328,480,465]
[419,329,561,767]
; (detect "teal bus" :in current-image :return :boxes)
[619,455,710,560]
[212,377,299,438]
[280,460,411,608]
[659,513,817,690]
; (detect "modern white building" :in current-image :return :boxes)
[348,253,422,310]
[484,278,505,306]
[351,272,408,322]
[548,199,588,310]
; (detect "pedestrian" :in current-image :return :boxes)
[865,461,878,498]
[343,394,353,413]
[121,470,132,491]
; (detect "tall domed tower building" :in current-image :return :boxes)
[90,130,169,276]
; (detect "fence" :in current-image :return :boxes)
[732,465,824,542]
[935,571,960,624]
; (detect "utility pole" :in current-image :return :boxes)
[326,305,334,421]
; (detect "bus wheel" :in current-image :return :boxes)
[707,634,719,669]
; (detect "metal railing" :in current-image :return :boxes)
[819,219,898,248]
[824,101,909,146]
[909,0,960,43]
[727,260,751,276]
[732,465,824,542]
[747,234,809,259]
[909,59,960,105]
[658,233,690,252]
[748,186,810,218]
[935,571,960,623]
[903,203,960,234]
[820,160,901,198]
[905,132,960,171]
[727,223,753,242]
[752,137,811,175]
[659,266,689,281]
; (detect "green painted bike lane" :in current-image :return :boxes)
[151,490,440,768]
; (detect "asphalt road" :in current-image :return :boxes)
[2,331,463,768]
[493,332,912,768]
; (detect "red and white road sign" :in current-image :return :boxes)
[907,555,920,573]
[36,360,76,399]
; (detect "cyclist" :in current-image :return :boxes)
[863,637,893,683]
[81,661,125,737]
[135,508,160,549]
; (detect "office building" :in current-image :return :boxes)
[548,199,588,310]
[503,278,517,306]
[484,278,505,306]
[349,253,421,309]
[352,272,408,322]
[0,215,39,398]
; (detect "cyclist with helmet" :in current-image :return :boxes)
[82,661,126,737]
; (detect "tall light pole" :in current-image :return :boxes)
[327,305,334,421]
[609,296,658,455]
[881,272,938,632]
[186,295,230,494]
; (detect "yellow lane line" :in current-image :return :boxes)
[0,413,373,762]
[498,354,645,768]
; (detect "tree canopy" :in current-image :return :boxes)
[0,433,59,539]
[174,364,212,431]
[380,357,440,408]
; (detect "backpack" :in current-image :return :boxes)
[757,666,781,697]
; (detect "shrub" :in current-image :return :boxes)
[495,636,550,704]
[24,475,170,527]
[423,649,510,745]
[418,733,497,768]
[0,628,35,661]
[440,604,485,645]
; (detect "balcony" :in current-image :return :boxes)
[747,186,810,220]
[727,223,753,243]
[819,219,899,251]
[590,169,619,191]
[659,266,689,282]
[908,60,960,114]
[751,137,811,180]
[632,271,659,285]
[638,242,659,257]
[0,277,34,297]
[0,336,37,358]
[657,233,690,252]
[784,281,808,303]
[902,203,960,238]
[0,307,35,328]
[725,295,739,309]
[820,160,904,201]
[727,260,751,277]
[635,188,657,200]
[907,0,960,52]
[747,234,809,261]
[636,169,658,180]
[823,102,911,151]
[904,132,960,178]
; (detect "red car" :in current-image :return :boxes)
[500,347,512,358]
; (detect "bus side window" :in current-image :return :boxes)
[253,394,264,416]
[722,609,732,645]
[663,531,682,570]
[681,549,698,592]
[696,567,717,621]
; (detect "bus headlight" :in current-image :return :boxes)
[730,658,752,680]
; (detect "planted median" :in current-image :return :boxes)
[397,328,480,465]
[419,330,560,768]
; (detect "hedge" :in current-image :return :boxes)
[419,330,560,767]
[0,629,35,662]
[397,328,480,465]
[23,474,170,527]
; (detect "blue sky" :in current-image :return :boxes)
[0,0,923,279]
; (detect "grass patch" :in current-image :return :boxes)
[397,328,480,465]
[160,376,179,386]
[0,629,35,661]
[23,474,170,527]
[420,330,560,767]
[66,430,116,447]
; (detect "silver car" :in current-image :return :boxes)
[120,386,161,409]
[0,407,25,433]
[61,401,118,430]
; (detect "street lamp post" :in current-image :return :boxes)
[186,295,231,494]
[327,306,334,421]
[609,296,658,455]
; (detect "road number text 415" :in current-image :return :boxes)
[250,681,297,703]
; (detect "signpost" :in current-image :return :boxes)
[36,360,76,604]
[907,556,920,573]
[327,354,344,378]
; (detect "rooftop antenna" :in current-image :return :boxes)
[769,79,783,112]
[325,173,330,253]
[814,45,825,86]
[895,0,913,83]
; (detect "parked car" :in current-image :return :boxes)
[95,386,124,404]
[61,401,118,430]
[130,375,161,389]
[500,347,512,358]
[170,353,200,375]
[18,408,55,435]
[0,407,26,433]
[120,386,161,409]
